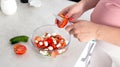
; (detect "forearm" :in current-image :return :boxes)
[79,0,100,11]
[97,25,120,46]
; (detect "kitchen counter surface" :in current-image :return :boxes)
[0,0,85,67]
[0,0,111,67]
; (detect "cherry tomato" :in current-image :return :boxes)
[13,44,27,55]
[54,35,63,40]
[50,43,57,49]
[51,51,59,58]
[45,37,53,44]
[35,36,42,42]
[56,14,68,28]
[60,41,66,48]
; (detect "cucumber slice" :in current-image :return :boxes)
[10,35,29,44]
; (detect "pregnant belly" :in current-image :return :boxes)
[91,0,120,27]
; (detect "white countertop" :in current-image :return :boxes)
[0,0,112,67]
[0,0,86,67]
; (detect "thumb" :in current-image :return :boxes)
[65,24,74,32]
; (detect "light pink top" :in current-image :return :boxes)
[91,0,120,66]
[91,0,120,27]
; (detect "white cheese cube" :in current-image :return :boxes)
[35,40,38,43]
[56,43,61,48]
[48,46,53,50]
[58,49,63,54]
[42,35,45,38]
[44,41,48,46]
[58,48,66,54]
[52,37,57,44]
[39,51,48,56]
[46,33,51,37]
[65,40,69,44]
[39,42,43,45]
[44,48,49,50]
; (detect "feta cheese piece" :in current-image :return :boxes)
[65,40,69,44]
[58,48,66,54]
[52,37,57,44]
[44,41,48,46]
[44,48,49,50]
[42,35,45,38]
[48,46,53,50]
[58,49,63,54]
[35,40,38,43]
[56,43,61,48]
[39,51,49,56]
[46,33,51,37]
[39,41,43,45]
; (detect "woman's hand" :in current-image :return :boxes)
[65,20,100,42]
[58,1,85,22]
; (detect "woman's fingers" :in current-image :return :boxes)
[76,33,93,42]
[65,24,74,32]
[59,8,69,16]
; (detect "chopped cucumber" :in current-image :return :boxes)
[10,35,29,44]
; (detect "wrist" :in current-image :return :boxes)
[96,24,120,46]
[96,24,106,40]
[77,0,87,13]
[96,24,111,41]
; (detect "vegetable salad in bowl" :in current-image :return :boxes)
[31,25,71,58]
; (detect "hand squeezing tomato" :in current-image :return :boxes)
[56,14,69,28]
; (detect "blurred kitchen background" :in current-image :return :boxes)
[69,0,80,2]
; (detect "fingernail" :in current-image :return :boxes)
[69,18,73,21]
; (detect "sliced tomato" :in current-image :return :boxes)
[13,44,27,55]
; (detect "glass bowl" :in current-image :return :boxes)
[31,25,71,58]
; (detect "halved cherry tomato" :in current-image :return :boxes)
[56,14,68,28]
[60,41,66,48]
[54,38,59,44]
[35,36,42,42]
[51,51,59,58]
[13,44,27,55]
[50,43,57,49]
[36,41,43,48]
[54,35,63,40]
[45,37,53,44]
